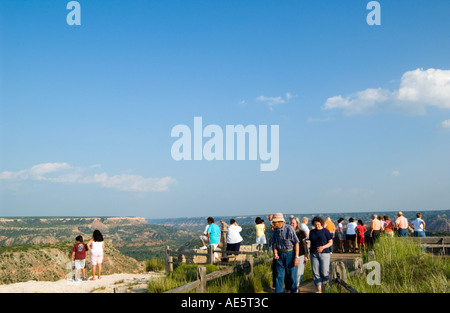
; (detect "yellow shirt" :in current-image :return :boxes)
[255,224,265,238]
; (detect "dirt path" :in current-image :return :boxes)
[299,252,359,293]
[0,272,164,293]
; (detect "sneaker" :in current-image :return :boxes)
[199,246,207,250]
[82,277,88,281]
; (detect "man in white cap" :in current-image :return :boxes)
[271,213,300,293]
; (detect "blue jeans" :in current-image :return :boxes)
[414,231,426,237]
[310,253,331,287]
[274,250,298,293]
[398,229,408,237]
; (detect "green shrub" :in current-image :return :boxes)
[145,258,165,272]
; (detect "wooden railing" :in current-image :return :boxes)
[164,255,272,293]
[164,244,261,273]
[412,236,450,255]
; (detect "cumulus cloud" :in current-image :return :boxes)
[322,68,450,116]
[256,92,294,111]
[439,119,450,130]
[0,163,176,192]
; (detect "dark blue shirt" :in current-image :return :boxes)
[309,228,333,254]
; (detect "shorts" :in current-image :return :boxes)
[74,259,86,270]
[256,236,267,245]
[226,242,241,255]
[346,234,356,241]
[357,236,365,245]
[91,251,103,265]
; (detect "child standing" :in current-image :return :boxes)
[255,217,266,252]
[356,220,367,251]
[71,235,88,281]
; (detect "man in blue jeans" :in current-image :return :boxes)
[271,213,300,293]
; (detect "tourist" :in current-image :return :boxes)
[255,217,267,252]
[383,215,394,237]
[224,219,243,256]
[324,217,336,253]
[356,220,367,251]
[309,216,333,293]
[301,217,310,239]
[378,215,385,232]
[412,213,426,237]
[71,235,88,281]
[337,218,345,253]
[290,217,309,288]
[268,213,274,251]
[87,229,104,280]
[271,213,300,293]
[369,214,382,246]
[206,217,221,262]
[199,219,210,250]
[395,212,409,237]
[346,218,358,253]
[268,213,278,289]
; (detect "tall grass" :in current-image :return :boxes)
[330,236,450,293]
[145,258,165,272]
[147,263,218,293]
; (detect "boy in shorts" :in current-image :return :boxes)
[71,235,88,281]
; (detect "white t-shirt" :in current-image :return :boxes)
[301,223,310,237]
[227,224,243,244]
[346,222,358,235]
[412,218,425,231]
[91,241,103,253]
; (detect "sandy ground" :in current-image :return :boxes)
[0,272,164,293]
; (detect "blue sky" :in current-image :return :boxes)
[1,0,450,218]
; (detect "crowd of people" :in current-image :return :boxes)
[198,211,427,293]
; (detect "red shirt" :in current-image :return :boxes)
[356,225,367,237]
[72,243,87,260]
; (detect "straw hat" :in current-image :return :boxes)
[272,213,285,222]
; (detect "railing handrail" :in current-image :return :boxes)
[164,255,272,293]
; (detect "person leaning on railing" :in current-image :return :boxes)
[395,212,409,237]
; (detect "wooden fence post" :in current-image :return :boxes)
[330,261,347,283]
[221,230,228,261]
[165,246,173,273]
[354,257,364,276]
[197,266,207,293]
[207,245,214,265]
[245,255,254,281]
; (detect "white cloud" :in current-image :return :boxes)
[392,170,400,176]
[439,119,450,129]
[322,68,450,116]
[0,162,176,192]
[256,92,295,111]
